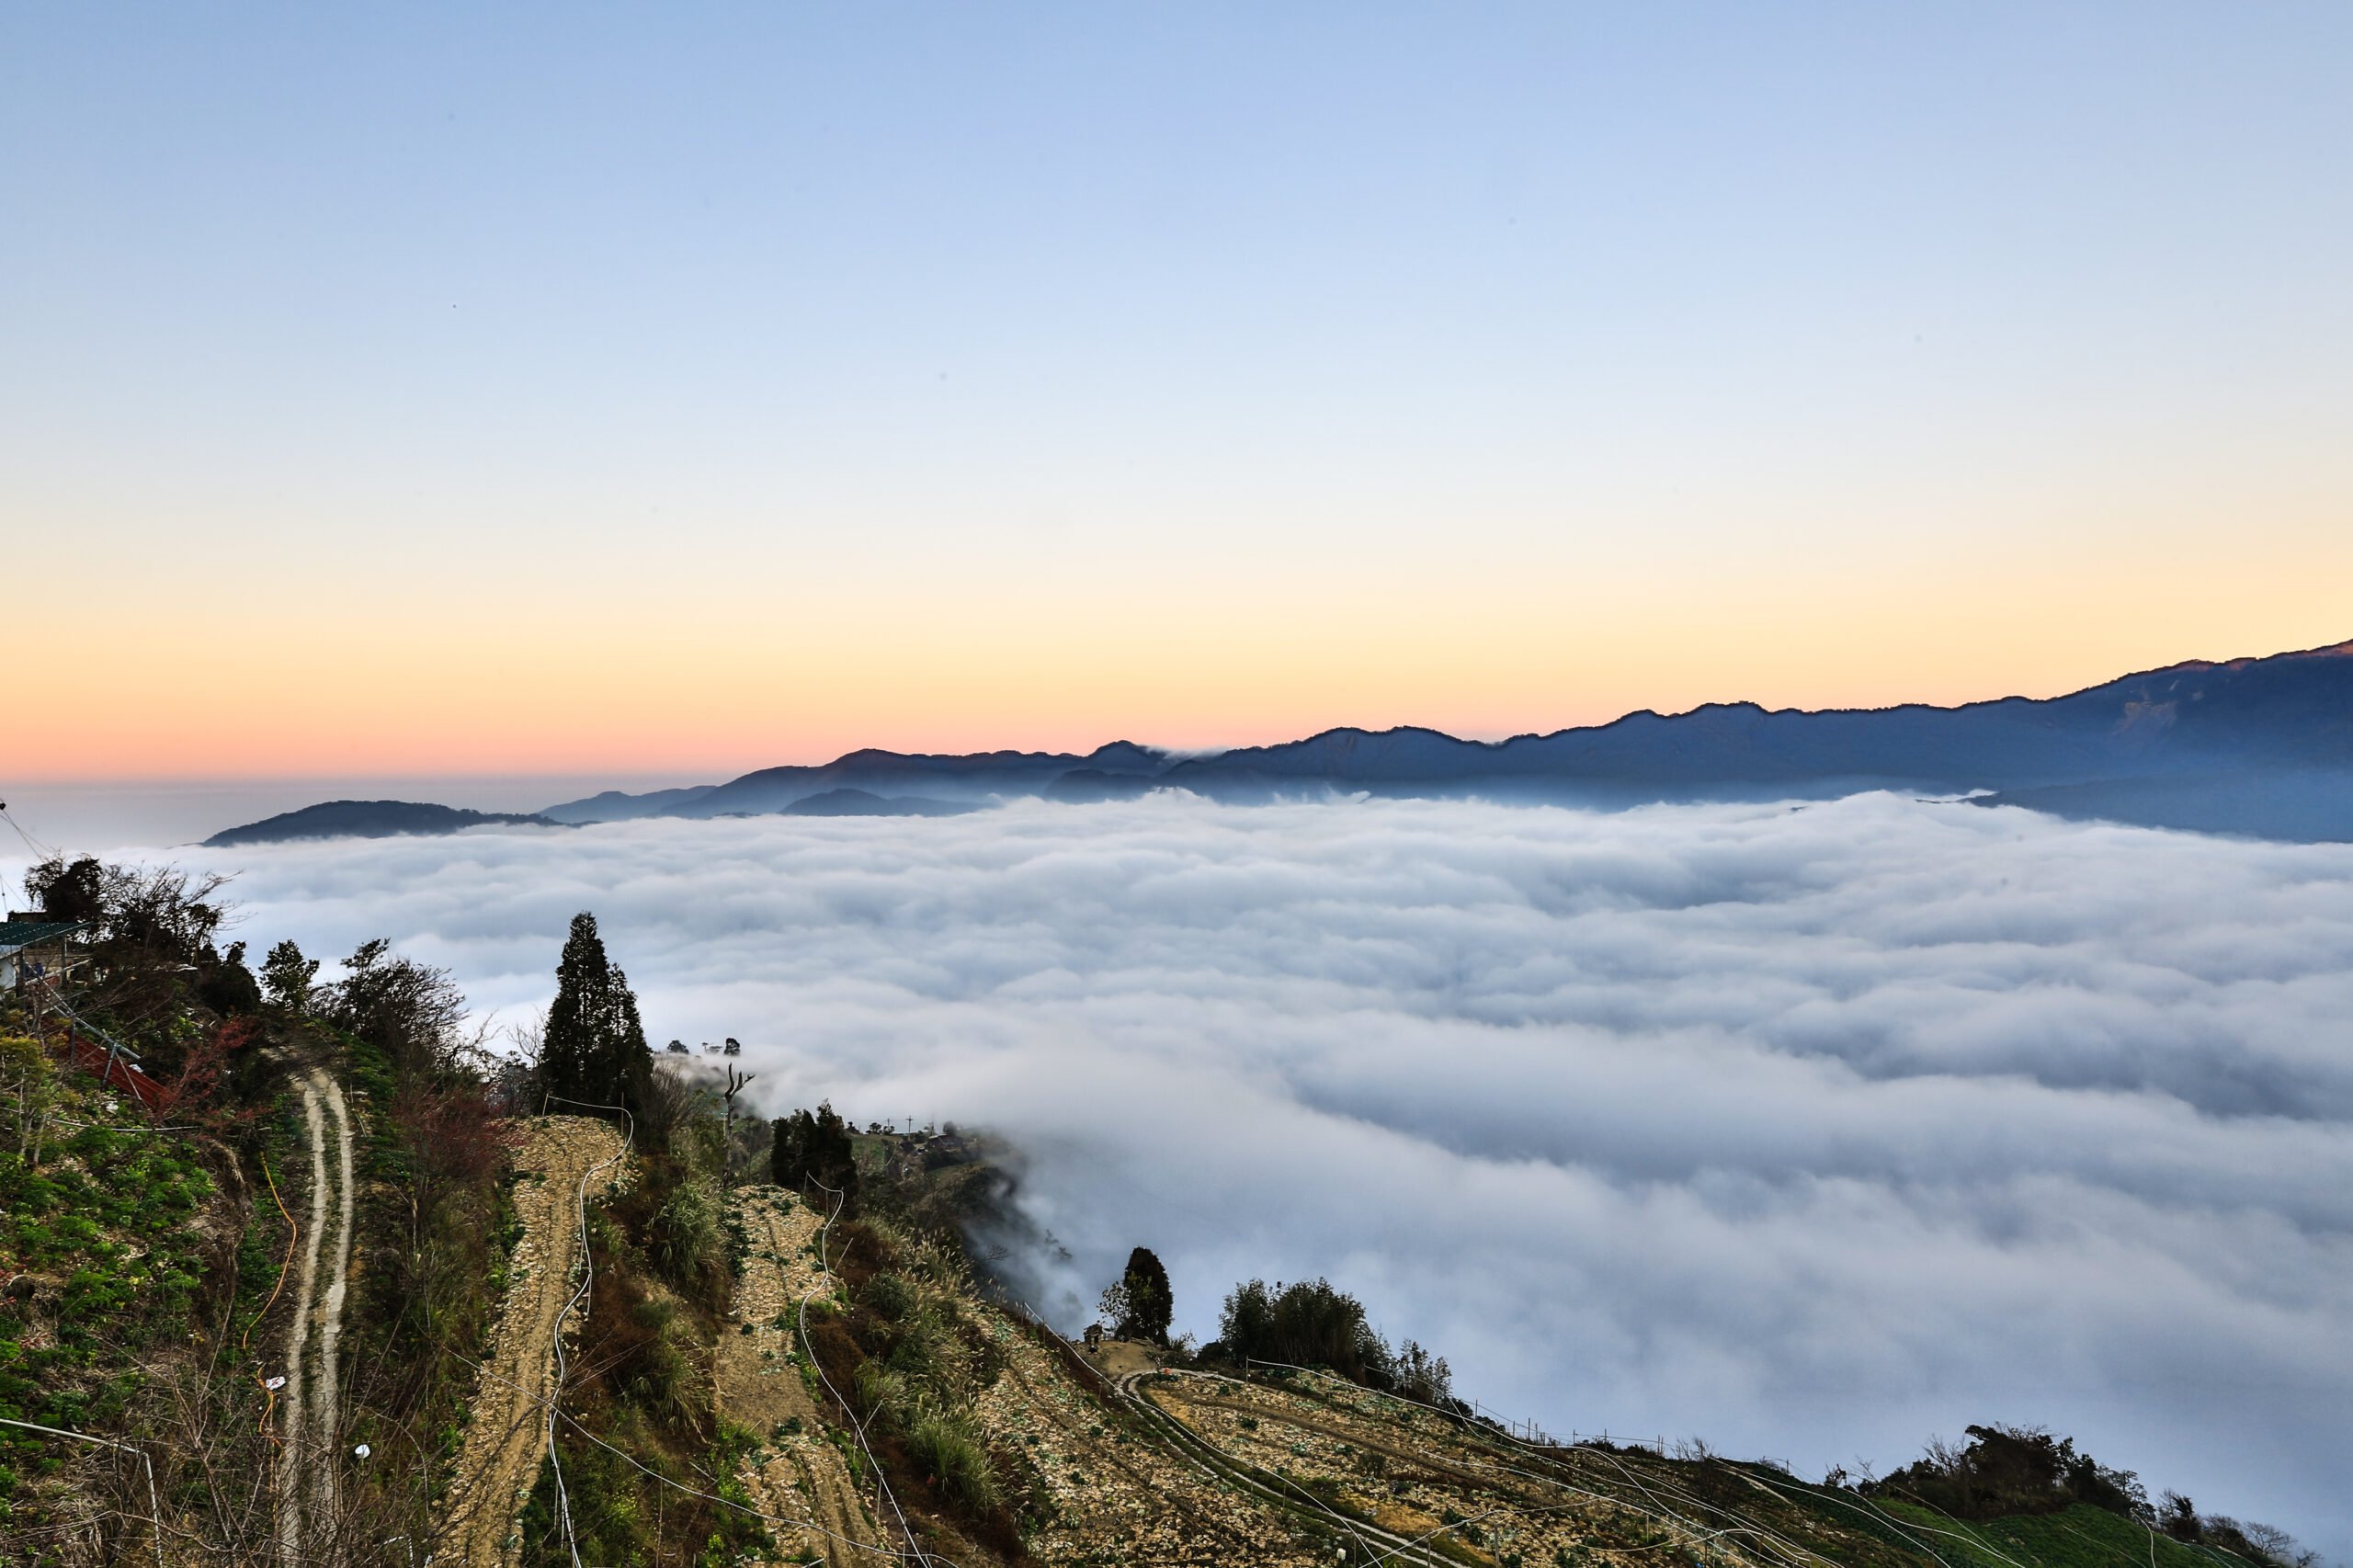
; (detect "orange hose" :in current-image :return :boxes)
[244,1153,300,1437]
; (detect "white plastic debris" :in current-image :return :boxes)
[353,1443,370,1460]
[265,1376,287,1391]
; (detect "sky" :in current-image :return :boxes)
[40,793,2344,1555]
[5,3,2352,780]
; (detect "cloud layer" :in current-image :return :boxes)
[148,793,2353,1552]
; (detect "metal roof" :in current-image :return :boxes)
[0,918,89,951]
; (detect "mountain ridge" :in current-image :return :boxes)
[202,799,563,846]
[201,638,2353,845]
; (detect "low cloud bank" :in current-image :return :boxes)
[153,793,2352,1552]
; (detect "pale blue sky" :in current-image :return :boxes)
[5,4,2350,775]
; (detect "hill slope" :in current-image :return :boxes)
[203,799,561,846]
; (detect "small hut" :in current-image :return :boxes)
[1083,1323,1104,1352]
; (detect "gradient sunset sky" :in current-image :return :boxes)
[6,4,2349,782]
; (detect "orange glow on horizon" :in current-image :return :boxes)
[14,560,2348,783]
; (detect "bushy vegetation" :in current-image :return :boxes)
[1212,1277,1454,1404]
[1864,1424,2147,1521]
[2195,1513,2323,1568]
[321,935,519,1547]
[1861,1426,2320,1568]
[19,856,247,1079]
[0,1028,213,1504]
[771,1099,858,1198]
[0,857,277,1558]
[517,1256,773,1568]
[820,1216,1039,1550]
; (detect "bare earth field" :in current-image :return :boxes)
[719,1186,884,1564]
[434,1116,629,1568]
[971,1320,1329,1566]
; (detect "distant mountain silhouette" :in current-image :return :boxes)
[536,639,2353,839]
[1160,638,2353,800]
[204,800,562,846]
[540,784,717,824]
[206,640,2353,846]
[779,789,977,818]
[552,742,1173,820]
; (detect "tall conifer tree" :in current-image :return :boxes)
[1101,1245,1174,1344]
[540,912,653,1119]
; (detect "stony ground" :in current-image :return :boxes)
[1149,1366,1793,1568]
[718,1185,883,1565]
[969,1314,1332,1567]
[434,1116,629,1568]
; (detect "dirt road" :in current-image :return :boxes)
[717,1186,881,1565]
[274,1069,356,1566]
[434,1115,629,1568]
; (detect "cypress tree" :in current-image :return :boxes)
[769,1111,807,1187]
[597,966,654,1119]
[540,912,653,1119]
[1102,1245,1174,1344]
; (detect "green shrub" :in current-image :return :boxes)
[886,1319,942,1381]
[1866,1426,2147,1521]
[905,1407,998,1513]
[855,1361,905,1419]
[650,1177,720,1289]
[864,1271,915,1322]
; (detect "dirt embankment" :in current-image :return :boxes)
[716,1186,881,1565]
[433,1115,629,1568]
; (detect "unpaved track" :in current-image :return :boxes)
[275,1068,356,1566]
[312,1075,356,1546]
[435,1116,628,1568]
[717,1187,879,1564]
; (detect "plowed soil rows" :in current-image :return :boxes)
[435,1116,628,1568]
[970,1318,1325,1566]
[1152,1369,1762,1568]
[718,1186,881,1564]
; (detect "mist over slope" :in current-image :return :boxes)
[152,793,2353,1554]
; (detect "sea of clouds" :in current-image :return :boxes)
[67,791,2353,1551]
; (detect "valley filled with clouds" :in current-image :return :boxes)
[155,793,2353,1548]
